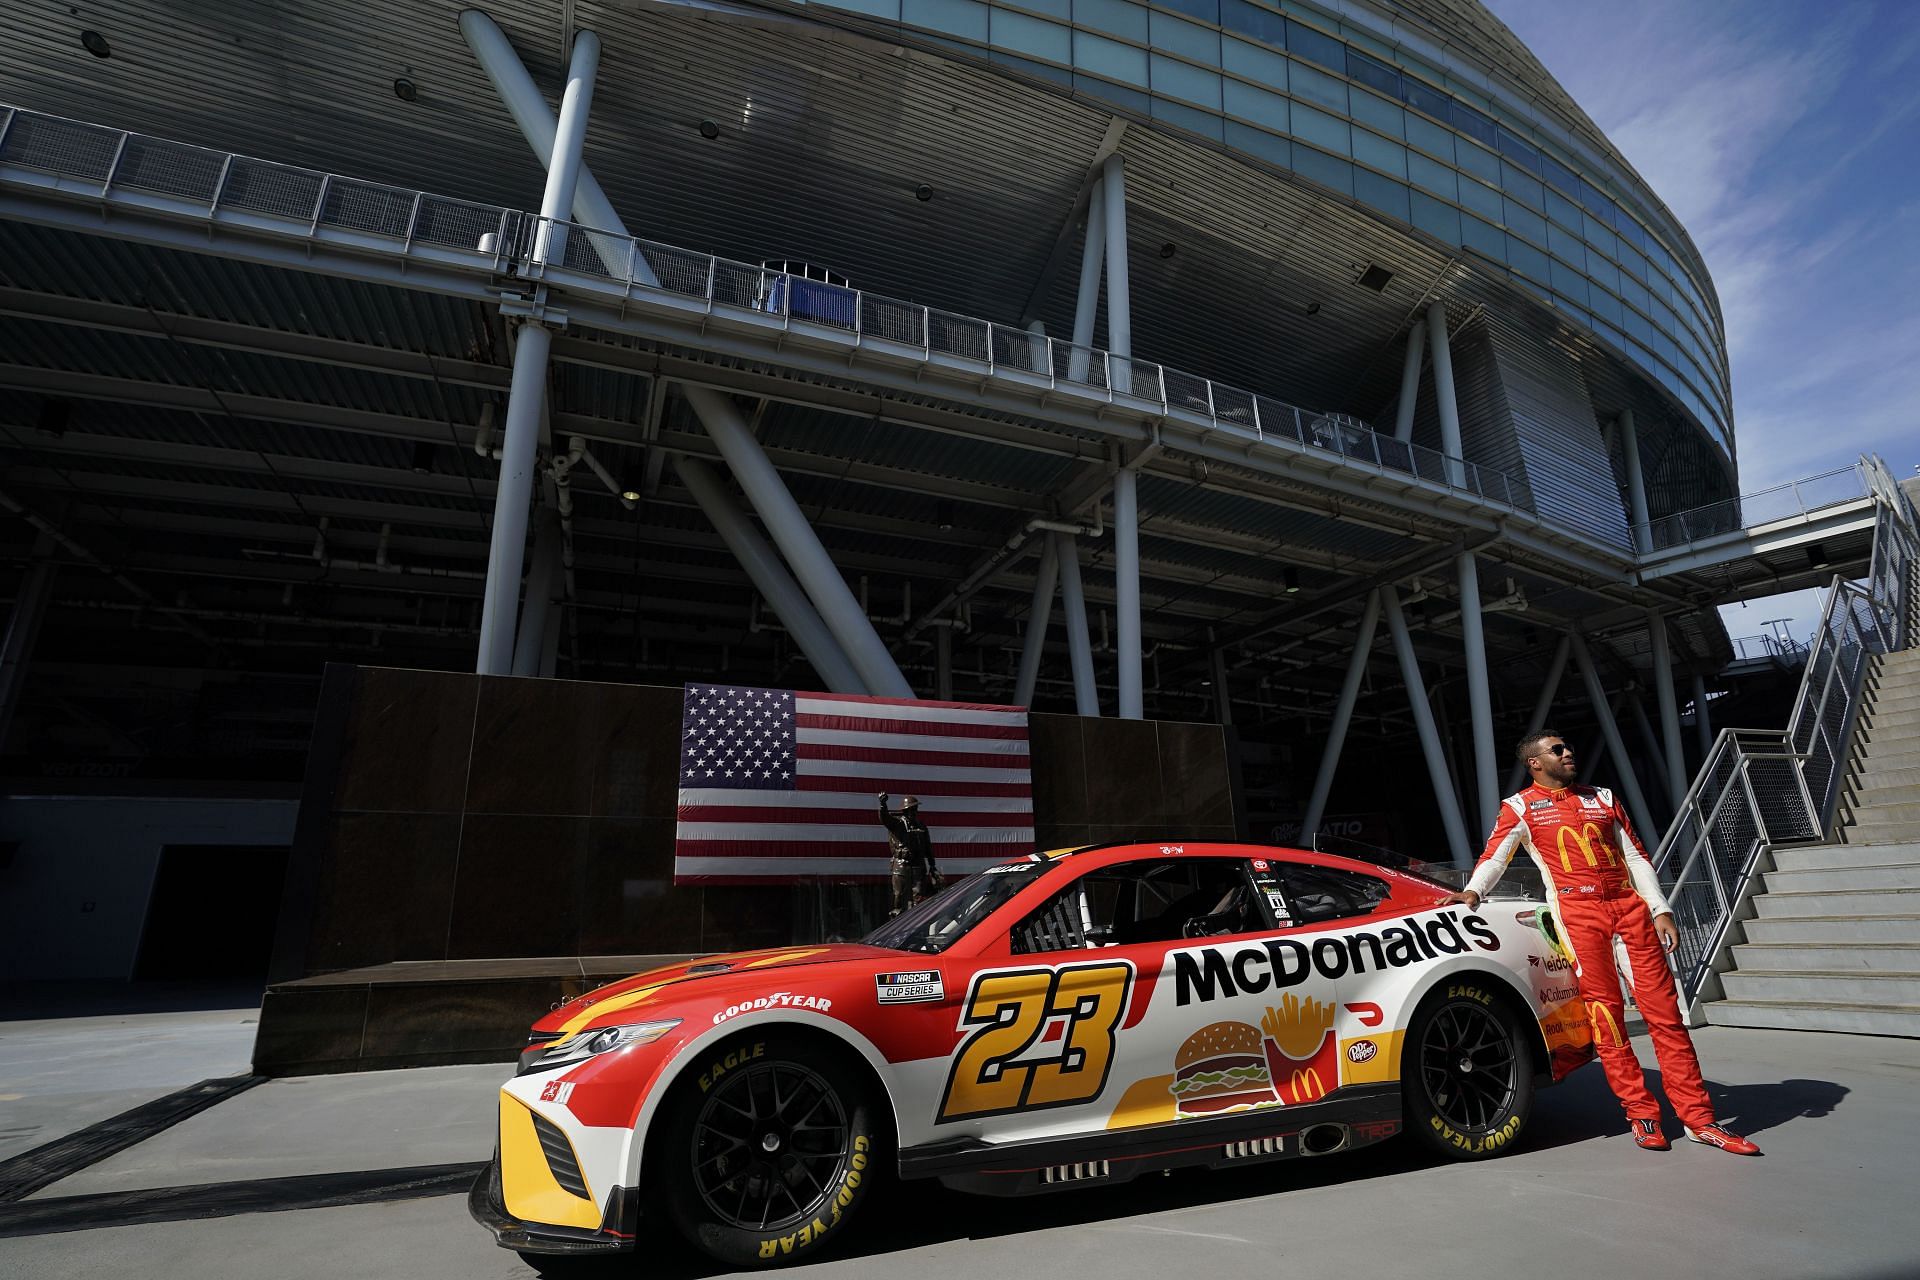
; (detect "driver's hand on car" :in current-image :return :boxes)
[1441,890,1481,910]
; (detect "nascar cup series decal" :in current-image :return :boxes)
[875,970,945,1004]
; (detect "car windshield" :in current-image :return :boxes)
[863,861,1049,953]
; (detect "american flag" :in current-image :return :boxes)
[673,683,1036,884]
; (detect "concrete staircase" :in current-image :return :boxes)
[1706,647,1920,1037]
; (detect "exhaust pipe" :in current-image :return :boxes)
[1301,1123,1349,1155]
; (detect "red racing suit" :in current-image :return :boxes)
[1464,783,1715,1129]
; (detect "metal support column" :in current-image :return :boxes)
[1392,318,1426,443]
[674,458,865,695]
[687,386,912,697]
[1456,551,1499,833]
[0,535,55,750]
[1628,693,1677,811]
[1067,179,1105,382]
[474,27,599,675]
[934,625,954,701]
[511,507,561,676]
[1647,610,1689,807]
[1053,531,1099,716]
[1424,300,1466,486]
[462,10,912,696]
[1692,674,1713,758]
[1014,539,1059,708]
[1210,643,1233,726]
[1114,466,1142,719]
[477,320,554,673]
[1569,632,1660,843]
[1618,408,1651,555]
[1101,154,1132,391]
[1382,586,1473,867]
[1506,633,1571,792]
[1301,591,1381,841]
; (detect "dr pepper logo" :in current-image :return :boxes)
[1346,1040,1379,1064]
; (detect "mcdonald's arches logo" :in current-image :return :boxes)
[1556,822,1619,872]
[1585,999,1625,1048]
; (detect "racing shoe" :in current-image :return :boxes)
[1684,1123,1760,1155]
[1630,1118,1670,1150]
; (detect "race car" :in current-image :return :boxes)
[471,842,1593,1267]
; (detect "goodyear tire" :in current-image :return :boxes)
[1403,979,1534,1160]
[656,1035,886,1268]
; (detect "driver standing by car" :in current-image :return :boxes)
[878,792,940,916]
[1443,729,1760,1156]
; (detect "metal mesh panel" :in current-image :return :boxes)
[1052,343,1110,391]
[554,224,617,278]
[411,197,505,251]
[0,114,121,179]
[1665,879,1721,994]
[112,136,226,201]
[1412,448,1449,486]
[320,179,415,237]
[927,311,989,363]
[1746,756,1814,842]
[861,296,925,345]
[1114,358,1162,401]
[1376,436,1413,474]
[1162,369,1212,417]
[643,244,720,299]
[989,324,1048,375]
[220,158,325,220]
[1211,385,1257,434]
[1254,397,1301,444]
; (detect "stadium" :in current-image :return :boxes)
[0,0,1901,996]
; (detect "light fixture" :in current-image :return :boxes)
[621,487,642,503]
[410,441,435,475]
[1806,542,1829,570]
[80,30,111,58]
[392,77,418,103]
[1158,241,1177,259]
[1304,301,1322,316]
[914,183,934,202]
[697,118,720,139]
[1283,566,1301,594]
[936,499,955,531]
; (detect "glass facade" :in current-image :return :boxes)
[806,0,1733,459]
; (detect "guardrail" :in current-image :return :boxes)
[0,104,1536,520]
[1727,634,1807,663]
[1636,463,1871,552]
[1654,460,1918,1013]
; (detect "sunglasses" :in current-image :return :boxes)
[1537,743,1573,757]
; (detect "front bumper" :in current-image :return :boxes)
[468,1155,637,1257]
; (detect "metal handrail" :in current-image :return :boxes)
[0,104,1534,520]
[1652,456,1919,1011]
[1635,462,1871,553]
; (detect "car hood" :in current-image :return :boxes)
[531,942,900,1038]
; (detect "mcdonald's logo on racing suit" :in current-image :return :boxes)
[1463,783,1717,1130]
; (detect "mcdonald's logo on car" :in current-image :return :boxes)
[1555,822,1618,872]
[1285,1067,1328,1104]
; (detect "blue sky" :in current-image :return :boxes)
[1491,0,1920,645]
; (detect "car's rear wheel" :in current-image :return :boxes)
[656,1035,886,1268]
[1403,980,1533,1160]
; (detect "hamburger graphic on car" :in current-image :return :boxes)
[1169,1021,1278,1115]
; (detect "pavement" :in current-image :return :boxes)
[1,1008,1917,1280]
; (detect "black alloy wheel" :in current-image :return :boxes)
[692,1059,850,1232]
[1404,981,1534,1160]
[658,1036,886,1267]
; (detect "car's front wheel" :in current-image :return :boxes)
[1403,979,1534,1160]
[656,1035,887,1268]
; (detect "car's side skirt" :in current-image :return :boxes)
[900,1084,1401,1197]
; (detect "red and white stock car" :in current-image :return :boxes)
[471,843,1593,1266]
